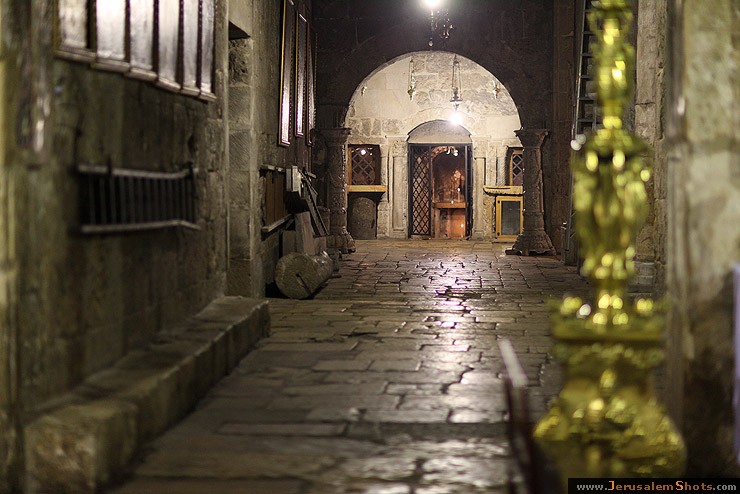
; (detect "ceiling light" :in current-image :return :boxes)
[423,0,443,9]
[423,0,453,48]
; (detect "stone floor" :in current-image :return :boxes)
[109,240,588,494]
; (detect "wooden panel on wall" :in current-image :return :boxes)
[306,26,316,147]
[56,0,94,61]
[199,0,216,99]
[261,168,288,229]
[295,13,307,138]
[181,0,200,96]
[94,0,128,71]
[157,0,181,91]
[128,0,156,80]
[279,0,295,146]
[55,0,217,101]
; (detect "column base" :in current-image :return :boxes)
[329,230,356,254]
[507,230,556,256]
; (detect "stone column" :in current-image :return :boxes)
[472,143,486,239]
[376,145,390,237]
[508,129,556,255]
[390,139,408,237]
[321,128,355,253]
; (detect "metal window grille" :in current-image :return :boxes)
[349,145,380,185]
[78,164,199,233]
[409,147,432,236]
[508,148,524,186]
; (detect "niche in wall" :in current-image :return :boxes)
[348,145,381,186]
[347,144,386,239]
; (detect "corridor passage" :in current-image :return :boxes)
[110,240,587,494]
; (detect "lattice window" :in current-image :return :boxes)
[410,148,432,236]
[349,145,380,186]
[507,147,524,186]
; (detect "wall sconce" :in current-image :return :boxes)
[422,0,453,49]
[408,57,417,100]
[450,55,463,110]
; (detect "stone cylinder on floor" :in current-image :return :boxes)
[275,252,333,299]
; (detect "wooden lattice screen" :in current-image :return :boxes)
[507,147,524,186]
[348,145,380,185]
[409,146,432,236]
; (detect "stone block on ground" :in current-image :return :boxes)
[275,252,334,299]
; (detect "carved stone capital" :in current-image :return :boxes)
[515,128,549,148]
[320,127,352,146]
[391,139,407,157]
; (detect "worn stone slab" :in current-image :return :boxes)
[217,422,346,436]
[135,450,336,479]
[109,240,590,493]
[25,297,270,494]
[109,479,304,494]
[268,394,400,410]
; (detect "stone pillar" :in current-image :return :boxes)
[472,143,486,240]
[508,129,556,255]
[391,139,408,238]
[376,145,390,237]
[321,128,355,253]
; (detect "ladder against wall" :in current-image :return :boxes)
[564,0,600,266]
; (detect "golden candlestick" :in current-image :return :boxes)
[533,0,685,482]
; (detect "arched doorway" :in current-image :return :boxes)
[407,121,472,238]
[344,51,522,240]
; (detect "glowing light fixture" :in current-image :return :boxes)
[407,57,416,100]
[450,55,463,110]
[422,0,453,48]
[448,110,463,126]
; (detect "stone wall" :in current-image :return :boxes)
[634,0,668,294]
[665,0,740,476]
[3,0,229,427]
[344,52,521,240]
[228,0,314,296]
[0,2,22,488]
[313,0,570,250]
[550,0,575,254]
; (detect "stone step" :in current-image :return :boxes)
[24,297,270,494]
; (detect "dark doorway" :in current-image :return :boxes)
[408,144,472,238]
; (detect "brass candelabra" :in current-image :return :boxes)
[533,0,685,483]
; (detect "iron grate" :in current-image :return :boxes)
[78,164,199,234]
[511,150,524,186]
[410,152,432,236]
[350,146,378,185]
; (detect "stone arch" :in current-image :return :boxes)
[315,1,552,130]
[407,120,472,145]
[343,51,524,241]
[345,51,522,144]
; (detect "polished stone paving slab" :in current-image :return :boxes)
[109,240,587,493]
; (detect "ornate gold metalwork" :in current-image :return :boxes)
[533,0,686,482]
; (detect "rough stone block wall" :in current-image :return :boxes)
[666,0,740,476]
[548,0,575,254]
[228,0,314,297]
[634,0,668,293]
[9,0,229,417]
[313,0,569,245]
